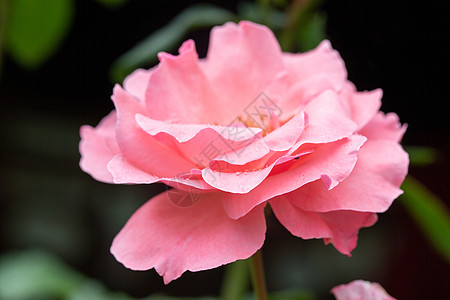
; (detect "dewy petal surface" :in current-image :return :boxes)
[221,135,367,219]
[111,190,266,284]
[284,140,409,213]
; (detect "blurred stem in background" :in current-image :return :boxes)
[250,250,269,300]
[0,0,10,78]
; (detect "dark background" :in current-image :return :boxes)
[1,0,449,299]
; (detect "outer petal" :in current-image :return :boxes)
[270,196,377,255]
[111,191,266,284]
[221,135,367,219]
[279,40,347,112]
[145,40,221,124]
[108,154,214,190]
[339,82,383,130]
[79,111,118,183]
[123,68,153,102]
[331,280,396,300]
[112,85,196,178]
[203,21,284,122]
[286,140,409,213]
[359,112,407,142]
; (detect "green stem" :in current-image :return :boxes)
[250,249,268,300]
[0,0,10,78]
[220,259,250,300]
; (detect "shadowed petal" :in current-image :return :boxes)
[111,191,266,284]
[270,196,377,255]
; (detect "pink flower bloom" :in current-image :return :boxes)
[79,21,408,283]
[331,280,396,300]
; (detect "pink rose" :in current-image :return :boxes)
[331,280,397,300]
[79,21,408,283]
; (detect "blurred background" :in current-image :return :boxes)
[0,0,449,299]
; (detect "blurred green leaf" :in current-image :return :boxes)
[94,0,128,9]
[68,280,134,300]
[110,4,236,82]
[296,12,326,51]
[4,0,73,68]
[278,0,325,52]
[405,146,439,166]
[237,2,286,29]
[401,176,450,263]
[268,289,315,300]
[0,250,83,300]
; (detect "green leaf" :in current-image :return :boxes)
[0,250,83,299]
[401,176,450,263]
[4,0,73,68]
[110,4,236,82]
[405,145,439,166]
[296,12,327,52]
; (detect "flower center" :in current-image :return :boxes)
[237,112,281,136]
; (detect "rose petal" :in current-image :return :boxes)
[111,191,266,284]
[221,135,366,219]
[290,90,358,151]
[203,21,284,122]
[145,40,221,124]
[339,82,383,130]
[79,110,118,183]
[112,85,196,178]
[283,40,347,92]
[331,280,396,300]
[135,113,263,166]
[270,196,377,255]
[264,111,306,151]
[289,139,408,213]
[359,112,407,143]
[123,68,153,102]
[107,154,214,190]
